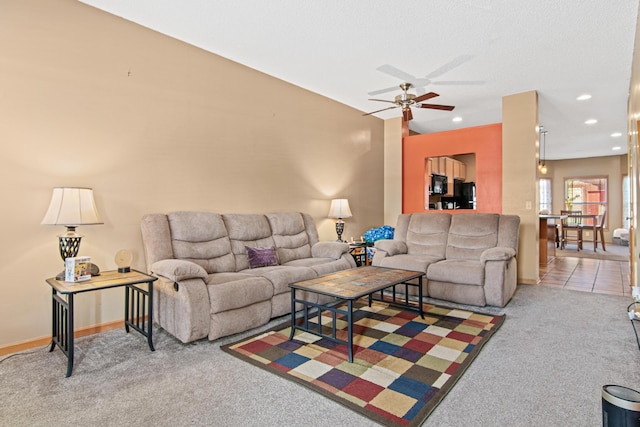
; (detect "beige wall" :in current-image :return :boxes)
[383,117,403,225]
[544,155,628,242]
[502,91,539,284]
[0,0,385,346]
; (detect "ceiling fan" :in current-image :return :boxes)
[363,83,455,121]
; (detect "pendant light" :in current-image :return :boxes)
[539,127,548,175]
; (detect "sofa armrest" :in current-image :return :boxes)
[374,240,408,256]
[151,259,208,282]
[480,247,516,263]
[153,276,210,343]
[311,241,349,259]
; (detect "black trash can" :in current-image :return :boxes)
[602,385,640,426]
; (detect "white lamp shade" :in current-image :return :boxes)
[328,199,352,219]
[41,187,103,226]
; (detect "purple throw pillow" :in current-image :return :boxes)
[246,246,278,268]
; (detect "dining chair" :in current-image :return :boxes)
[581,210,606,252]
[560,210,582,251]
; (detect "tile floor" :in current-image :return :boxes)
[539,255,631,297]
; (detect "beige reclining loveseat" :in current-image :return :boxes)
[141,211,355,343]
[373,212,520,307]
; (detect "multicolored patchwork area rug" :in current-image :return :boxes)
[222,301,504,427]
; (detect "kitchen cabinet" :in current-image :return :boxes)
[445,158,455,196]
[438,157,446,175]
[453,161,466,181]
[424,158,432,206]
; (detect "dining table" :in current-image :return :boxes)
[566,214,602,252]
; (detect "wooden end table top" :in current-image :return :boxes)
[45,269,157,294]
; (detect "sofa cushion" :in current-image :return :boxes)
[266,212,312,264]
[406,212,451,258]
[446,213,499,260]
[427,259,485,286]
[246,246,279,268]
[242,265,316,295]
[311,241,349,259]
[498,215,521,251]
[140,214,175,270]
[205,272,273,313]
[223,214,276,271]
[308,256,356,277]
[375,254,442,273]
[167,212,235,273]
[375,240,407,256]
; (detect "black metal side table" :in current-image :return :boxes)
[45,269,157,377]
[349,241,374,266]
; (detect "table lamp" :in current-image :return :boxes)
[41,187,103,278]
[328,198,352,242]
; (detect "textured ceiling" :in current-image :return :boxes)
[80,0,639,159]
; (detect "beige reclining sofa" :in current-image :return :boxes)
[141,211,355,343]
[373,212,520,307]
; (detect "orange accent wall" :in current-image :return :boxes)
[403,123,503,213]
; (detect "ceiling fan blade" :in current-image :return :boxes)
[414,92,439,103]
[368,98,397,104]
[433,80,485,85]
[403,108,413,121]
[425,54,474,79]
[362,106,398,116]
[368,86,402,96]
[417,103,455,111]
[376,64,417,82]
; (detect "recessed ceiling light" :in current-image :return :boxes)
[452,117,462,122]
[585,119,598,125]
[612,146,622,151]
[611,132,622,137]
[576,94,592,101]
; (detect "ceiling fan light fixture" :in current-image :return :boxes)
[364,83,454,121]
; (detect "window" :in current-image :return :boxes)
[539,178,552,213]
[564,177,607,227]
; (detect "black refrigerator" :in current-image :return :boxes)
[454,181,476,209]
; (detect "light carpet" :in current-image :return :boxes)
[0,284,638,426]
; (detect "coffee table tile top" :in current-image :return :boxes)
[290,266,424,299]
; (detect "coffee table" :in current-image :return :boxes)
[288,266,425,362]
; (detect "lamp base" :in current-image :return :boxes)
[58,227,82,261]
[335,219,345,242]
